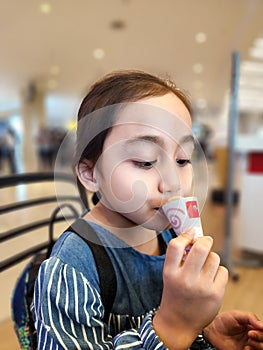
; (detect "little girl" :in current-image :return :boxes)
[33,69,263,349]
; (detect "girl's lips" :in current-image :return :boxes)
[154,202,167,210]
[154,207,164,214]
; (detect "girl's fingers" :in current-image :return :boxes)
[183,236,214,274]
[165,230,196,268]
[213,265,229,294]
[201,251,221,280]
[165,232,228,294]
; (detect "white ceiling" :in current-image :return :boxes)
[1,0,263,122]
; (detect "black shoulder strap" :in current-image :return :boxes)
[67,218,117,323]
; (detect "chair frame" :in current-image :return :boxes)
[0,172,88,272]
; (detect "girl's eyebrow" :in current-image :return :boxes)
[125,135,164,147]
[125,134,195,147]
[180,134,195,146]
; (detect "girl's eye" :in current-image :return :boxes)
[133,160,157,169]
[176,159,191,167]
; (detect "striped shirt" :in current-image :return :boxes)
[32,221,215,350]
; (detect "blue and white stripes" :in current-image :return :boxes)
[33,257,113,349]
[32,256,165,349]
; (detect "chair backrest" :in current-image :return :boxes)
[0,171,88,272]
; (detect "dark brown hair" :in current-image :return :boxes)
[75,69,191,167]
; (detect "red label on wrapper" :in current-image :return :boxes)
[186,200,199,218]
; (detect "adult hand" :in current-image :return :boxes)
[153,230,229,350]
[204,310,263,349]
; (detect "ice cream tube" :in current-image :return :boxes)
[162,196,203,238]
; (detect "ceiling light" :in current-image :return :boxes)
[195,32,207,44]
[193,63,204,74]
[39,3,52,14]
[93,48,105,60]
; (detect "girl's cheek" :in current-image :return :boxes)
[110,167,142,198]
[111,179,133,202]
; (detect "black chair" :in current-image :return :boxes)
[0,172,88,272]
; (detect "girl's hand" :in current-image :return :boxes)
[204,310,263,349]
[153,230,229,350]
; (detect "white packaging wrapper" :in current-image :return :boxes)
[162,196,203,238]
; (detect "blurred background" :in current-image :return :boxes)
[1,0,263,348]
[0,0,263,173]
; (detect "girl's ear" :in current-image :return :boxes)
[76,160,99,193]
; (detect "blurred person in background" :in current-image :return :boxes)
[0,120,18,174]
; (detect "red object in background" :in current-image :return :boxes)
[186,200,199,218]
[248,152,263,174]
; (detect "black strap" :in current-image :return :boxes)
[169,228,177,238]
[68,218,117,323]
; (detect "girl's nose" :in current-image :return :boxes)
[158,165,181,195]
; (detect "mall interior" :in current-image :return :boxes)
[1,1,263,349]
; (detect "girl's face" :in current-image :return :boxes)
[93,93,194,231]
